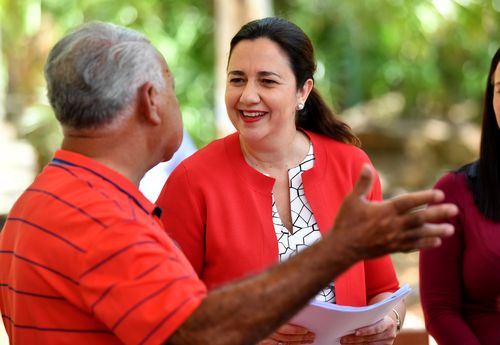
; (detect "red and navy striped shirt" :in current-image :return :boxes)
[0,149,206,344]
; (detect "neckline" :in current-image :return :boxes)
[223,130,327,194]
[239,130,311,176]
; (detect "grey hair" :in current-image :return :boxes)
[44,21,166,128]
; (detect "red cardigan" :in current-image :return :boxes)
[157,130,399,306]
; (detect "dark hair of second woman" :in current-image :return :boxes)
[474,47,500,220]
[228,17,360,146]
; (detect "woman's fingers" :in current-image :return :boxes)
[260,323,315,345]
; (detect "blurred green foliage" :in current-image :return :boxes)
[0,0,215,167]
[1,0,500,170]
[275,0,500,118]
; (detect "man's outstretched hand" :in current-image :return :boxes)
[330,164,458,262]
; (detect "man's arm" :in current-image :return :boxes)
[166,165,457,345]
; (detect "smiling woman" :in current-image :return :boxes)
[156,17,407,345]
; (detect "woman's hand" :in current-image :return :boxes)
[258,323,315,345]
[339,315,397,344]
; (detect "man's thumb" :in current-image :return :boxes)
[351,164,374,199]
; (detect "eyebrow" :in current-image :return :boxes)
[227,70,282,78]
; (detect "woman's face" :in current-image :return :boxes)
[225,38,311,143]
[493,62,500,129]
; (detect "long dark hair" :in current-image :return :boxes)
[228,17,360,146]
[466,47,500,220]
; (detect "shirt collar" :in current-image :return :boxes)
[51,149,161,217]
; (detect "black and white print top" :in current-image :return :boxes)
[272,143,336,303]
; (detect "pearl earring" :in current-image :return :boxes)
[297,102,304,111]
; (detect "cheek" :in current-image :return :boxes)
[225,90,239,110]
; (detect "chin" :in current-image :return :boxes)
[159,133,183,162]
[160,152,175,163]
[161,144,180,162]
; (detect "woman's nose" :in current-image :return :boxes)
[240,82,260,104]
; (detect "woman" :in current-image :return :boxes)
[419,48,500,344]
[157,17,404,344]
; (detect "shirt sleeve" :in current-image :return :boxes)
[419,172,480,345]
[364,256,399,301]
[79,220,207,345]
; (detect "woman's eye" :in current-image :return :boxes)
[262,79,277,85]
[229,78,244,84]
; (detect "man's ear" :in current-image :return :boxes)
[137,81,161,125]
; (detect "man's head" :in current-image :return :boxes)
[44,21,166,129]
[44,22,183,172]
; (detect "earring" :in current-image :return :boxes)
[297,102,304,111]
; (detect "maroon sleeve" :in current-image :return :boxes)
[419,172,480,345]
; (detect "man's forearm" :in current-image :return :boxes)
[166,235,355,345]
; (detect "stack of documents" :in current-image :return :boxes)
[289,284,412,345]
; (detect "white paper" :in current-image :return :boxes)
[289,284,412,345]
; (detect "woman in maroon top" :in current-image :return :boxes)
[419,48,500,344]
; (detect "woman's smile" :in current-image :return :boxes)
[240,110,267,123]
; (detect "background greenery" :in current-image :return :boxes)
[1,0,499,184]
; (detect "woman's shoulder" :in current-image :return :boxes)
[455,160,479,180]
[434,162,477,195]
[166,133,239,188]
[177,133,237,168]
[307,130,369,160]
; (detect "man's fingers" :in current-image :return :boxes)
[351,164,374,199]
[390,189,446,214]
[405,223,454,240]
[403,236,443,252]
[424,203,459,222]
[401,203,458,228]
[397,223,455,252]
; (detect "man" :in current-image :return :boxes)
[0,22,457,345]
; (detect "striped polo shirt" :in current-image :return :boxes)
[0,149,207,344]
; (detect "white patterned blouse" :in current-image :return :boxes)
[272,143,336,303]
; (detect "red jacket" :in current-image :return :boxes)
[157,130,398,306]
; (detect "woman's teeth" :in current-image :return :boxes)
[242,111,265,117]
